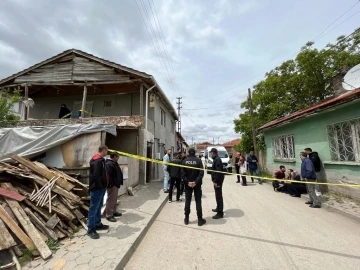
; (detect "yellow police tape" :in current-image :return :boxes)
[109,149,360,188]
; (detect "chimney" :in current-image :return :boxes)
[333,66,349,96]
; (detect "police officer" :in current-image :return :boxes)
[210,148,225,219]
[181,148,206,226]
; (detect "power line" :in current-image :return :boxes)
[315,10,360,41]
[313,0,360,41]
[148,0,182,96]
[204,24,360,104]
[135,0,178,98]
[182,104,241,111]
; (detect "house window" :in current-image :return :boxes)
[171,120,175,133]
[161,109,166,127]
[327,119,360,162]
[104,100,112,108]
[272,134,295,160]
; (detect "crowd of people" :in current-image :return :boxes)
[271,148,322,209]
[86,145,323,239]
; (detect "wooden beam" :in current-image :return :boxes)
[81,85,87,118]
[0,218,16,251]
[24,208,58,241]
[0,204,36,251]
[0,187,25,201]
[24,83,29,120]
[2,183,52,260]
[46,214,60,230]
[11,155,74,191]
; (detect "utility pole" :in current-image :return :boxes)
[248,88,257,156]
[176,97,182,134]
[192,137,194,146]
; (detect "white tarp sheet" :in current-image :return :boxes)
[0,124,117,161]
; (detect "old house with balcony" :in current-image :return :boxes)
[0,49,178,194]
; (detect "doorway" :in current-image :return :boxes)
[146,143,153,183]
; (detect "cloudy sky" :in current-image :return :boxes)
[0,0,359,144]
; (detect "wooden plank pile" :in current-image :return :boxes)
[0,155,89,263]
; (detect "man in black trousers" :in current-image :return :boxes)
[167,152,183,203]
[181,148,206,226]
[210,148,225,219]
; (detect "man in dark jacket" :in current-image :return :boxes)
[234,152,241,183]
[247,151,262,184]
[300,152,321,208]
[167,152,183,203]
[87,145,109,239]
[58,104,71,119]
[105,152,124,222]
[304,148,321,172]
[210,148,225,219]
[181,148,206,226]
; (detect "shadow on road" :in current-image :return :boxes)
[225,208,244,218]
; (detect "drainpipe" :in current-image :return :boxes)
[144,81,156,184]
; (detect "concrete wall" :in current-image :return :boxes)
[263,100,360,200]
[40,132,102,168]
[146,94,176,181]
[28,93,140,119]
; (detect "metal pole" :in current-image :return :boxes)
[248,88,257,156]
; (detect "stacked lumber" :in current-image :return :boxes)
[0,155,89,263]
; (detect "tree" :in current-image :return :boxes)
[234,28,360,153]
[0,90,21,127]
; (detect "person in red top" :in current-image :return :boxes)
[87,145,109,239]
[272,165,286,192]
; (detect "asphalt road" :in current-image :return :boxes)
[126,174,360,270]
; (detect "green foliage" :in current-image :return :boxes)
[0,89,21,127]
[234,28,360,153]
[20,249,35,264]
[46,239,60,251]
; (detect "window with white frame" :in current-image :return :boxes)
[161,109,166,127]
[327,118,360,162]
[272,134,295,160]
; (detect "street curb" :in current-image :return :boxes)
[114,191,168,270]
[300,194,360,223]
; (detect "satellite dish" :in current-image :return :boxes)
[342,64,360,90]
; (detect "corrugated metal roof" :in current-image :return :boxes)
[258,88,360,131]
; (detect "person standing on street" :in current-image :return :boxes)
[300,152,321,208]
[238,155,248,186]
[304,148,321,173]
[234,152,241,183]
[87,145,109,239]
[167,152,183,203]
[105,152,124,222]
[247,151,262,184]
[201,154,206,169]
[181,148,206,226]
[210,148,225,219]
[162,149,172,193]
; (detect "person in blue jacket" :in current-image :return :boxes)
[300,152,321,208]
[247,151,262,184]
